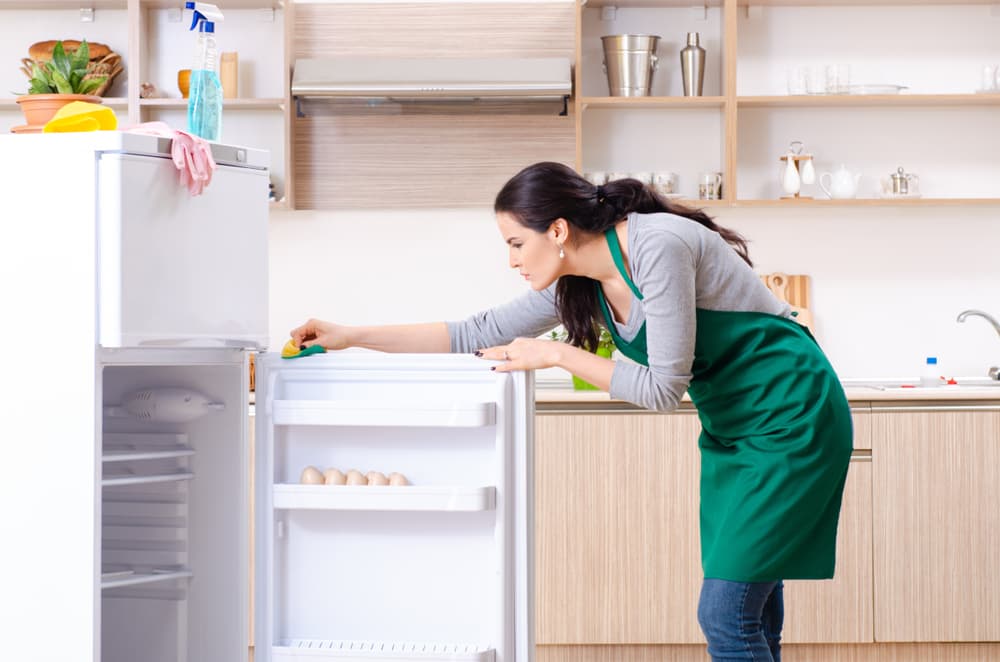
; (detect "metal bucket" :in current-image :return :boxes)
[601,34,661,97]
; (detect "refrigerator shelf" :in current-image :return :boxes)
[273,640,495,661]
[272,484,496,511]
[272,399,496,428]
[102,471,194,487]
[102,447,195,463]
[100,567,193,590]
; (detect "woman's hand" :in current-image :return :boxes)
[289,318,353,351]
[476,337,564,373]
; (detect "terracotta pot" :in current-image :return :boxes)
[15,93,103,128]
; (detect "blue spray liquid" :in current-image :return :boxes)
[187,69,222,141]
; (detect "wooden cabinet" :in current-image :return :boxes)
[783,455,873,643]
[872,407,1000,642]
[535,407,875,646]
[535,409,704,644]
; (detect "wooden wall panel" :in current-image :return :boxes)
[291,1,576,209]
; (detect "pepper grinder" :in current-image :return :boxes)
[680,32,705,96]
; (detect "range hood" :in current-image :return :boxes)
[291,56,572,102]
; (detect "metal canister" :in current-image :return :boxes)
[891,166,910,194]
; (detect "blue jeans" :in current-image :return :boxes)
[697,579,784,661]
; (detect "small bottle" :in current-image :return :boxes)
[920,357,941,388]
[186,2,225,141]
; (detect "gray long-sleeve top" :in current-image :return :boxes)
[447,212,791,412]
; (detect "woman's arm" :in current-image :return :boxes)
[290,320,451,353]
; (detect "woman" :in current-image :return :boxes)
[291,162,853,662]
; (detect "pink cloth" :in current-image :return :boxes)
[124,122,217,196]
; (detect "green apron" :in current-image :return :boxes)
[596,228,853,582]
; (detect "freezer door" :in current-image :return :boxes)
[97,151,268,349]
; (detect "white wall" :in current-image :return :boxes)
[269,204,1000,382]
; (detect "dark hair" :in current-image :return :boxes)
[494,161,752,351]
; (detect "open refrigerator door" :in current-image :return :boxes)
[254,352,535,662]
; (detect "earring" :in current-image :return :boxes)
[558,244,565,259]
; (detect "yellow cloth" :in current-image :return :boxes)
[43,101,117,133]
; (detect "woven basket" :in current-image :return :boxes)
[20,52,124,97]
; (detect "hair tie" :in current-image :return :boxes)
[596,185,606,202]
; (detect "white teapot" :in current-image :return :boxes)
[819,165,861,199]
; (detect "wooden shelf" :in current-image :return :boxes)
[140,98,284,110]
[580,96,726,110]
[1,0,126,8]
[586,0,722,7]
[140,0,280,7]
[732,198,1000,207]
[738,93,1000,108]
[736,0,996,5]
[1,97,128,109]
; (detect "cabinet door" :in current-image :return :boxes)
[535,411,704,645]
[783,455,873,643]
[784,409,873,643]
[873,409,1000,641]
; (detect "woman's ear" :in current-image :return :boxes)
[548,218,571,244]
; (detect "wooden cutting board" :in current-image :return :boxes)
[760,272,815,334]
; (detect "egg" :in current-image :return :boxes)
[366,471,389,486]
[299,465,324,485]
[388,472,409,486]
[345,469,368,486]
[323,468,346,485]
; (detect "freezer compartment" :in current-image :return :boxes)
[100,356,249,662]
[96,149,268,349]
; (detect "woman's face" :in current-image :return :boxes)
[496,212,563,291]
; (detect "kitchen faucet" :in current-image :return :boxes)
[956,309,1000,337]
[956,309,1000,380]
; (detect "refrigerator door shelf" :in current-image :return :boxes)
[271,399,496,427]
[272,484,496,512]
[273,640,494,661]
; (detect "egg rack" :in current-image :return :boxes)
[101,432,193,596]
[272,640,495,661]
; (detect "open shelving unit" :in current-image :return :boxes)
[574,0,1000,205]
[0,0,289,204]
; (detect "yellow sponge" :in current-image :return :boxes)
[43,101,118,133]
[281,338,326,359]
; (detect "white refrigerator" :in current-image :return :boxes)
[0,132,535,662]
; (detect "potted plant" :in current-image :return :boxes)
[548,326,616,391]
[15,40,107,129]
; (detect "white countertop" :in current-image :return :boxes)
[535,378,1000,405]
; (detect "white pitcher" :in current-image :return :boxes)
[819,165,861,199]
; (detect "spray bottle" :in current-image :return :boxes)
[185,1,224,141]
